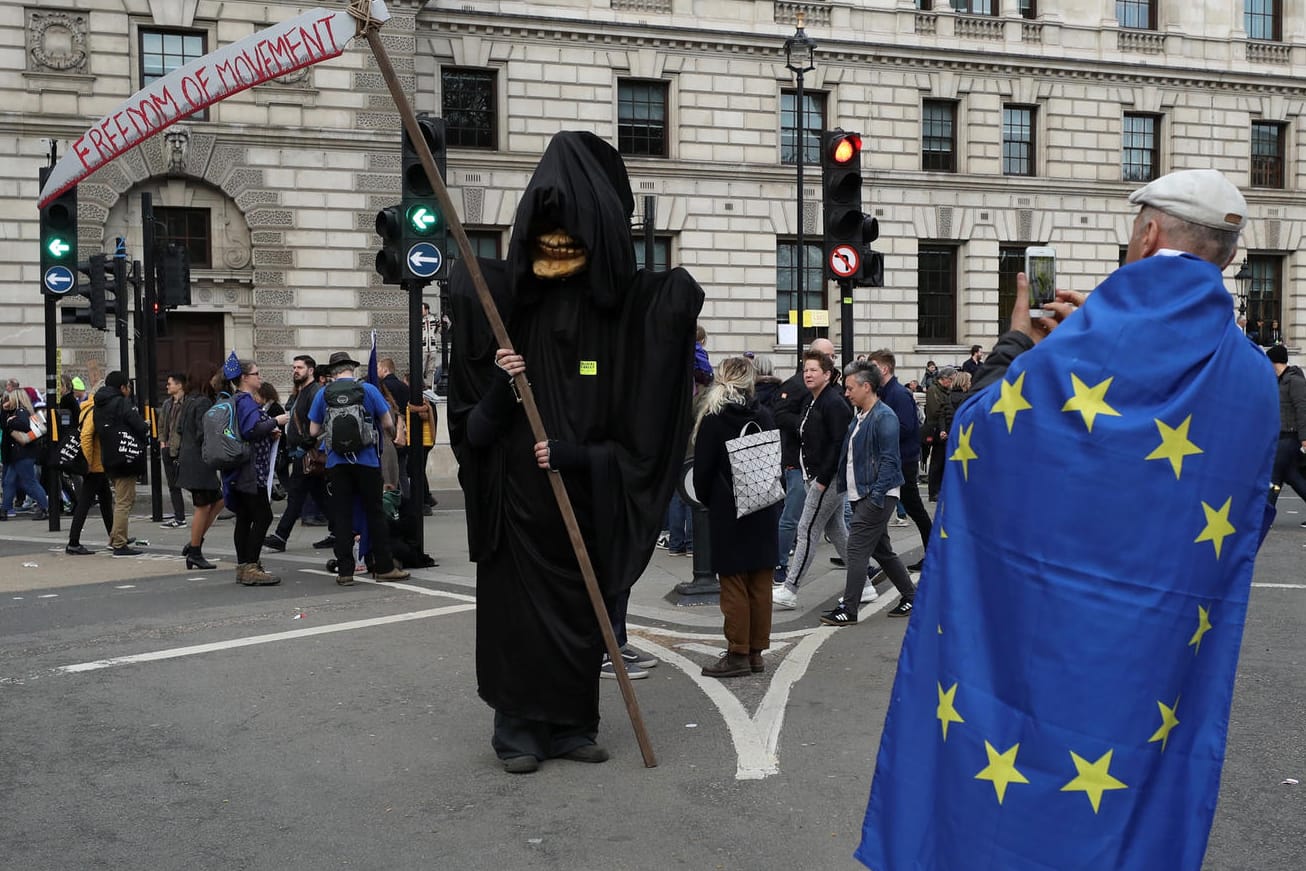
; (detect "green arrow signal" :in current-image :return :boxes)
[46,237,71,259]
[407,205,438,234]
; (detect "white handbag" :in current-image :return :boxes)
[725,420,785,519]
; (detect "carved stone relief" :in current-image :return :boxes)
[27,10,88,73]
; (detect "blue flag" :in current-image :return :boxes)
[366,329,379,388]
[857,253,1278,871]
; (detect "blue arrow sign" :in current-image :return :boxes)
[43,265,75,295]
[407,242,443,279]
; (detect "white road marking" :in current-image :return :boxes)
[678,641,791,659]
[38,594,58,599]
[57,604,474,674]
[1253,583,1306,589]
[635,630,835,780]
[299,569,476,602]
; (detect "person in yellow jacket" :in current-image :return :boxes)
[64,386,116,555]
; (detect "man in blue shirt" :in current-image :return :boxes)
[308,351,409,585]
[868,349,931,570]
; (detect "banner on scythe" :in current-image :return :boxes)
[37,1,390,208]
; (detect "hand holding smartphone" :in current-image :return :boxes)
[1025,246,1056,317]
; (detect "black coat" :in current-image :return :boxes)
[772,370,806,469]
[176,393,220,492]
[799,385,853,488]
[693,401,781,575]
[1,408,39,464]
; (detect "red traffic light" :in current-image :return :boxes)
[829,133,862,165]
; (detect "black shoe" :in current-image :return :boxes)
[30,507,48,521]
[312,534,336,549]
[820,605,858,627]
[829,556,845,567]
[264,533,287,552]
[560,744,609,764]
[502,755,539,774]
[887,599,914,618]
[186,550,216,570]
[301,515,327,527]
[112,546,143,557]
[65,544,94,556]
[907,560,925,572]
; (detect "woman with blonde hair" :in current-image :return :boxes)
[1,389,50,521]
[691,357,781,678]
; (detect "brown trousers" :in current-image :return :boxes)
[109,474,135,549]
[718,569,773,655]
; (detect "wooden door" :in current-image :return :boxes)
[155,312,224,391]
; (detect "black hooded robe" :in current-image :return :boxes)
[448,132,703,750]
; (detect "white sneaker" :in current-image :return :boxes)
[891,516,911,527]
[772,585,798,610]
[839,583,879,607]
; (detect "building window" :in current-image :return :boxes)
[1122,113,1160,182]
[633,236,672,272]
[1246,254,1282,330]
[1246,0,1282,41]
[617,80,669,157]
[1003,105,1036,176]
[998,246,1027,336]
[950,0,997,13]
[140,28,207,119]
[916,0,932,8]
[918,245,957,345]
[1117,0,1157,29]
[1020,0,1037,18]
[777,240,827,337]
[447,229,502,263]
[441,68,496,150]
[922,100,957,173]
[780,90,825,166]
[154,207,211,269]
[1251,122,1287,189]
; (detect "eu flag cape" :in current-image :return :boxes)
[857,253,1278,871]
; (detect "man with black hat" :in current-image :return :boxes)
[1265,343,1306,509]
[307,351,409,585]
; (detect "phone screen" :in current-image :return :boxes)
[1027,255,1056,309]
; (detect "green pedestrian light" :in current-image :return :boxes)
[46,236,72,259]
[406,204,438,235]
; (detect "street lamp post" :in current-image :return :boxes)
[1234,258,1252,332]
[785,12,816,369]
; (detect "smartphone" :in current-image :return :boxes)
[1025,246,1056,316]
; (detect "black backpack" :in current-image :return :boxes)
[322,380,376,455]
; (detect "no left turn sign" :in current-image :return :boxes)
[829,244,860,279]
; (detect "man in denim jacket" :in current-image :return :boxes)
[821,362,916,625]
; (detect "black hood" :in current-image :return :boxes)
[506,131,636,310]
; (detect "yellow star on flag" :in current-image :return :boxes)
[1188,605,1213,655]
[975,741,1030,805]
[990,372,1034,433]
[1194,497,1236,559]
[1145,415,1204,479]
[936,682,965,741]
[948,423,978,480]
[1061,749,1128,813]
[1148,696,1181,752]
[1061,373,1121,433]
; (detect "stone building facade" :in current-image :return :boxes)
[3,0,1304,391]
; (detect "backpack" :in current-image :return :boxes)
[322,380,376,455]
[201,394,250,471]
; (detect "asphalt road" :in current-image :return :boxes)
[0,496,1302,870]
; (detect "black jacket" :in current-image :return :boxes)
[176,393,220,492]
[772,370,806,469]
[692,400,781,575]
[1277,365,1306,434]
[93,385,147,475]
[799,385,854,488]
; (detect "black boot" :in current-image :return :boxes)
[186,548,216,570]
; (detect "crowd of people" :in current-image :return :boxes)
[1,348,438,587]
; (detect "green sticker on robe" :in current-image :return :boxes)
[579,360,597,376]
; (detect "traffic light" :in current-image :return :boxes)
[821,129,864,284]
[152,298,167,337]
[858,215,884,288]
[375,204,404,285]
[159,243,191,307]
[401,114,448,282]
[39,167,77,294]
[79,253,110,331]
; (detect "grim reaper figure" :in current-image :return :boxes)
[448,131,704,771]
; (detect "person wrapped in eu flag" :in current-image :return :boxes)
[857,169,1278,870]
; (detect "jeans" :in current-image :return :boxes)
[784,480,847,591]
[1,457,48,515]
[1268,435,1306,505]
[667,492,693,551]
[776,468,807,570]
[897,471,933,551]
[844,495,915,615]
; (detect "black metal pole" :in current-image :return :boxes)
[795,71,806,368]
[839,277,854,360]
[407,279,426,559]
[643,195,656,269]
[142,193,163,521]
[438,282,450,395]
[44,291,60,532]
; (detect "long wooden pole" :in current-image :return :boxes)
[358,10,657,768]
